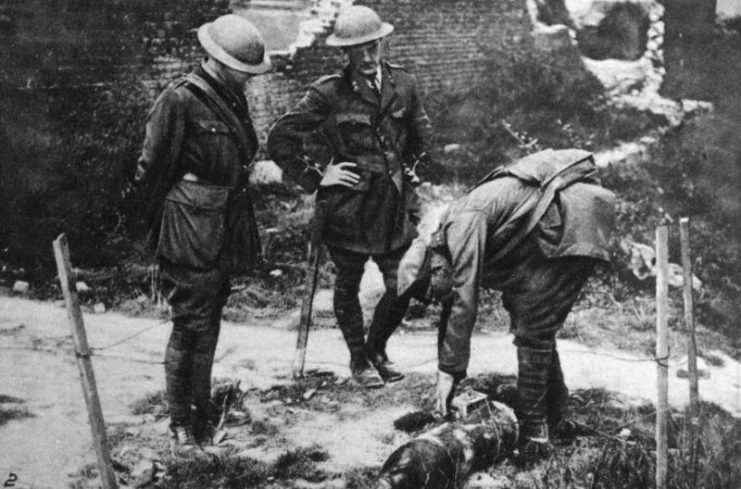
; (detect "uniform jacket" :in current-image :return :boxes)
[135,65,260,272]
[437,149,616,377]
[267,61,433,254]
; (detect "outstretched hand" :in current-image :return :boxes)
[320,161,360,188]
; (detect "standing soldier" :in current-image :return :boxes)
[134,15,270,457]
[267,6,433,388]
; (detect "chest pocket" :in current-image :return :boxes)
[191,119,240,175]
[194,119,231,136]
[336,113,375,150]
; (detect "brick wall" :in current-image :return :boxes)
[246,0,533,139]
[0,0,535,139]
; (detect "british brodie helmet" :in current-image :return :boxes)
[326,6,394,47]
[197,14,272,74]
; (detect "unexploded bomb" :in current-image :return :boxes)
[374,397,518,489]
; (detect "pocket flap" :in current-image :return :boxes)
[390,107,406,119]
[194,119,231,134]
[165,180,229,211]
[336,113,372,125]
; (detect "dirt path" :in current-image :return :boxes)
[1,293,740,488]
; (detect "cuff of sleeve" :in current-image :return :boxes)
[438,365,467,383]
[296,166,323,193]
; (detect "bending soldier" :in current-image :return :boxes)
[400,149,615,462]
[268,6,433,388]
[134,15,270,457]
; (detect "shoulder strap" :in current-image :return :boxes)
[182,73,254,163]
[489,154,595,263]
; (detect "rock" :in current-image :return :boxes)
[619,239,702,290]
[130,458,156,488]
[618,428,632,438]
[75,281,90,293]
[717,0,741,20]
[570,0,654,61]
[12,280,29,294]
[302,388,317,401]
[269,269,283,277]
[93,302,107,314]
[249,160,284,186]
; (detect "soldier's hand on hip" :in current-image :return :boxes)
[320,161,360,188]
[435,370,456,417]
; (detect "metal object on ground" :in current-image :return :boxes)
[374,397,519,489]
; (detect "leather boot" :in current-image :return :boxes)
[365,288,408,383]
[365,345,404,383]
[165,342,194,430]
[547,348,578,442]
[169,424,204,459]
[335,283,383,388]
[192,350,217,446]
[350,349,384,389]
[516,345,554,464]
[191,322,220,445]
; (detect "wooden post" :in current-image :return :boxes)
[655,226,669,489]
[680,217,700,475]
[53,234,118,489]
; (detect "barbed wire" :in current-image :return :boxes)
[90,317,170,352]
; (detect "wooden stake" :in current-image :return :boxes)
[680,217,700,475]
[53,234,118,489]
[655,225,669,489]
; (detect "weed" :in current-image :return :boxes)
[271,446,330,482]
[156,455,269,489]
[250,419,280,437]
[344,467,379,489]
[129,390,168,417]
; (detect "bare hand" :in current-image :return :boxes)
[320,161,360,188]
[435,370,457,417]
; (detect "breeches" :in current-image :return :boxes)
[486,243,595,349]
[328,246,410,355]
[160,260,230,426]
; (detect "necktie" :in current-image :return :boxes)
[368,76,380,97]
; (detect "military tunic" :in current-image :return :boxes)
[135,64,261,428]
[267,61,433,254]
[436,150,616,379]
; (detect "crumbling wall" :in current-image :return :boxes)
[246,0,534,140]
[661,0,740,108]
[0,0,579,269]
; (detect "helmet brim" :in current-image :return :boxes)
[325,23,394,47]
[198,23,272,75]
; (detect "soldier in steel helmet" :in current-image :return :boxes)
[133,14,271,457]
[268,6,433,389]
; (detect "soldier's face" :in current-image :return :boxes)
[346,40,382,77]
[222,66,252,88]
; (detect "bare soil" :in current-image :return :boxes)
[1,284,740,488]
